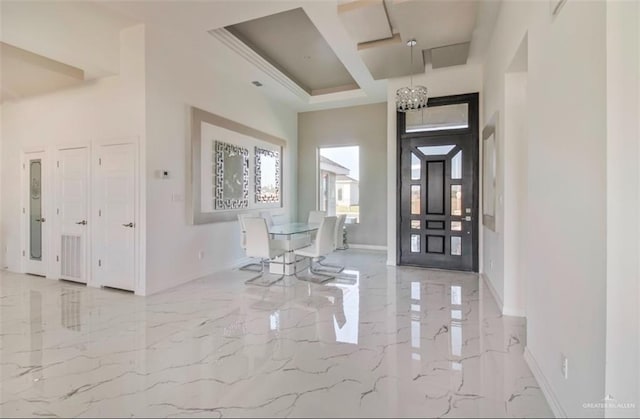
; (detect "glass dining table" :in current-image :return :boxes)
[269,222,319,237]
[267,222,319,275]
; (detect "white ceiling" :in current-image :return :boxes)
[95,0,388,112]
[338,0,393,45]
[339,0,480,80]
[1,42,85,103]
[1,1,136,79]
[1,1,501,112]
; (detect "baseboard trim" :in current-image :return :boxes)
[481,272,504,312]
[503,306,526,317]
[348,244,387,251]
[524,347,566,418]
[232,256,255,269]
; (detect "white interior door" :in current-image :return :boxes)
[95,143,136,291]
[24,151,48,276]
[56,147,89,283]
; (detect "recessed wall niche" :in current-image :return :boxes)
[189,107,284,224]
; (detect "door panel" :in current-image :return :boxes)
[95,143,136,292]
[25,151,47,276]
[57,147,89,283]
[30,160,43,260]
[398,94,479,271]
[426,160,445,214]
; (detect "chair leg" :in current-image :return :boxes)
[239,260,263,272]
[314,255,344,273]
[294,256,334,284]
[245,259,284,287]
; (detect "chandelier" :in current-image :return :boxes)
[396,39,428,112]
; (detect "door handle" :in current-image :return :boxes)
[122,222,135,228]
[35,218,46,223]
[75,220,87,225]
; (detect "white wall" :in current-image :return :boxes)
[298,103,387,247]
[143,25,298,295]
[0,101,3,269]
[605,1,640,417]
[482,30,530,318]
[386,64,483,265]
[501,71,527,316]
[483,1,610,416]
[0,4,3,268]
[0,2,3,270]
[1,25,146,282]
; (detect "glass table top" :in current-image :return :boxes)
[268,222,319,236]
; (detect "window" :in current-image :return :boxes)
[405,103,469,133]
[319,146,360,223]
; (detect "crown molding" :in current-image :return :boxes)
[209,28,310,102]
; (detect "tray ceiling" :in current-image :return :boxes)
[223,8,359,96]
[339,0,478,80]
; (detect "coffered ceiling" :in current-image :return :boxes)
[202,0,497,109]
[339,0,477,79]
[2,1,501,112]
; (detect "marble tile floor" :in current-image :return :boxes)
[0,250,552,418]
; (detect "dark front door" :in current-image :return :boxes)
[397,93,479,271]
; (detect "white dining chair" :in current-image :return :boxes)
[293,216,337,283]
[260,212,310,252]
[243,217,286,286]
[316,214,346,273]
[334,214,347,250]
[259,211,275,227]
[308,210,326,224]
[307,210,326,241]
[237,213,263,272]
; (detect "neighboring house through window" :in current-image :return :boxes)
[319,146,359,223]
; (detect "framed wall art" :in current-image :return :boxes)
[482,112,498,231]
[188,107,285,224]
[255,147,280,204]
[214,141,249,210]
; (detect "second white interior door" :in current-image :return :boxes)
[56,147,89,283]
[95,143,136,292]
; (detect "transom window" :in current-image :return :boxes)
[405,103,469,133]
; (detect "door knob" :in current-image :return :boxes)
[35,218,46,223]
[75,220,87,225]
[122,222,135,228]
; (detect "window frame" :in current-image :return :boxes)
[317,145,361,224]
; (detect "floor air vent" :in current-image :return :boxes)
[61,235,82,279]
